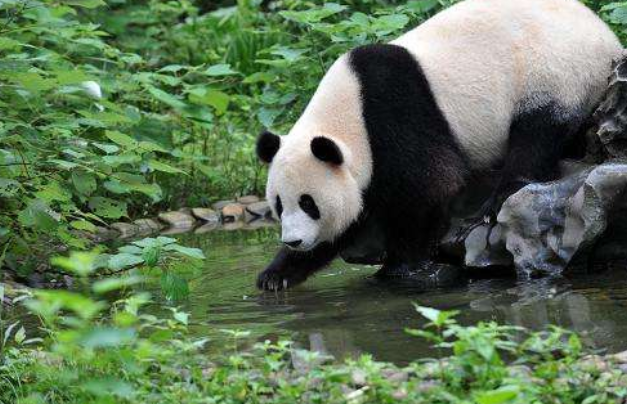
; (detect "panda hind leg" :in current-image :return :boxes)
[458,103,581,241]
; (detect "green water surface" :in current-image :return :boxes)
[145,227,627,364]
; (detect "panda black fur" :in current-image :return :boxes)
[256,0,622,291]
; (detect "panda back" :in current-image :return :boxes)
[392,0,622,168]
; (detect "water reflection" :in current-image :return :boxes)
[152,229,627,364]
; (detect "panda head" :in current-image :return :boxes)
[257,130,363,251]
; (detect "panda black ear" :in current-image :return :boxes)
[256,130,281,164]
[311,136,344,166]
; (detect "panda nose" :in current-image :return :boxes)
[283,239,302,248]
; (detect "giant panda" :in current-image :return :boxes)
[255,0,622,290]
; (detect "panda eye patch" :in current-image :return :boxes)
[275,196,283,218]
[299,194,320,220]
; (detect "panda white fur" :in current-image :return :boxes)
[256,0,622,290]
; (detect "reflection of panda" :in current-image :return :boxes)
[256,0,622,290]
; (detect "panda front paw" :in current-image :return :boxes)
[257,268,307,291]
[257,269,288,291]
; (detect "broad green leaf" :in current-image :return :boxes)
[0,178,20,197]
[147,159,186,174]
[204,64,238,76]
[163,244,205,259]
[88,197,127,219]
[93,275,143,294]
[18,201,58,231]
[64,0,106,8]
[105,131,137,149]
[70,220,96,233]
[188,88,230,114]
[51,251,98,276]
[107,253,144,270]
[80,327,136,348]
[72,171,97,196]
[147,86,187,110]
[133,237,176,248]
[475,386,520,404]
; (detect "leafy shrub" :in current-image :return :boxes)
[2,269,626,404]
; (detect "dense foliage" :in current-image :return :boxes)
[2,265,627,404]
[3,1,627,402]
[2,0,627,273]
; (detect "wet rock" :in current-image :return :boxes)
[194,222,219,234]
[110,222,139,239]
[594,50,627,160]
[212,200,235,211]
[612,350,627,364]
[222,221,244,231]
[237,195,260,205]
[158,210,196,228]
[382,370,409,383]
[133,218,163,234]
[192,207,219,223]
[160,225,194,235]
[351,369,367,386]
[94,226,120,241]
[489,162,627,276]
[222,203,244,223]
[244,201,272,221]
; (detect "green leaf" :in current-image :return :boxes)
[204,64,238,76]
[0,178,20,197]
[88,197,127,219]
[80,327,136,348]
[63,0,106,9]
[147,159,186,174]
[93,275,143,294]
[475,386,520,404]
[147,86,187,110]
[72,171,97,196]
[133,237,176,248]
[105,131,137,149]
[163,244,205,260]
[70,220,96,233]
[18,201,58,231]
[51,251,98,276]
[188,88,230,114]
[107,253,144,271]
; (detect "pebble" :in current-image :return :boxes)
[110,222,139,238]
[191,208,220,223]
[222,203,245,222]
[158,210,196,228]
[212,200,235,211]
[237,195,260,205]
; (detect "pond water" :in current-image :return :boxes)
[145,227,627,365]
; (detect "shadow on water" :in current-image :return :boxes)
[142,227,627,365]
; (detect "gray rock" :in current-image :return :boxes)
[94,226,120,241]
[191,208,220,223]
[110,222,139,238]
[223,221,244,231]
[158,210,196,228]
[244,201,271,221]
[474,162,627,276]
[237,195,260,205]
[211,200,235,211]
[133,218,163,234]
[194,222,219,234]
[594,50,627,160]
[160,226,194,235]
[221,203,245,223]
